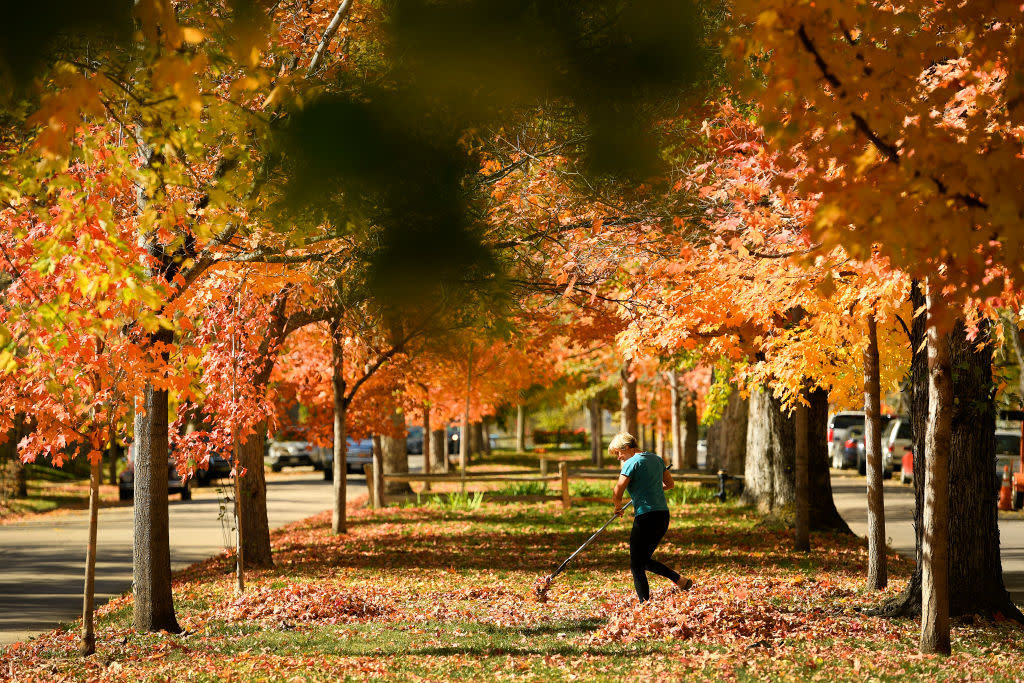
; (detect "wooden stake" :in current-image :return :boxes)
[560,462,570,510]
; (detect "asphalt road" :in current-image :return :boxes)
[830,469,1024,604]
[0,469,356,647]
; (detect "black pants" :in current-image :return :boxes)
[629,510,680,602]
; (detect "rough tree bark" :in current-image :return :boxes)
[106,440,120,486]
[331,321,348,535]
[864,313,888,590]
[382,411,412,496]
[620,360,638,436]
[921,284,952,655]
[236,426,272,567]
[706,389,748,475]
[877,282,1023,623]
[681,390,698,470]
[1,415,27,499]
[371,435,384,507]
[460,349,472,472]
[742,387,795,515]
[430,429,448,473]
[588,395,603,466]
[743,386,849,532]
[470,421,484,456]
[421,404,431,491]
[132,372,181,633]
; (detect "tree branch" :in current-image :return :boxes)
[306,0,356,77]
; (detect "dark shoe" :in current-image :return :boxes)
[677,577,693,591]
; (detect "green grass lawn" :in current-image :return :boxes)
[0,463,125,521]
[4,489,1023,681]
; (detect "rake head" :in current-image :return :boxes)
[534,574,553,602]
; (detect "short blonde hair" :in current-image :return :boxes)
[608,432,638,454]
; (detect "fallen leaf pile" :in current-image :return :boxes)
[218,583,397,626]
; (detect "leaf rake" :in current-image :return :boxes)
[534,500,633,602]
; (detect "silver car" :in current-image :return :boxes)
[883,417,913,476]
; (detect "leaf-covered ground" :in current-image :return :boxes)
[4,492,1024,681]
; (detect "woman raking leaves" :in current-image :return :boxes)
[610,433,694,602]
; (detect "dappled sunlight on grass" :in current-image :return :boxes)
[3,497,1023,681]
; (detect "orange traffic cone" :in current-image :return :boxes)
[999,466,1013,511]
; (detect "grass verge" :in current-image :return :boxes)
[3,495,1023,681]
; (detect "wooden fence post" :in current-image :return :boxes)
[363,463,376,508]
[540,455,548,477]
[560,462,570,510]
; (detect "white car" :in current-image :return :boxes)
[883,417,913,477]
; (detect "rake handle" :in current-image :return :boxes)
[548,500,634,581]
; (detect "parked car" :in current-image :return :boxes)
[194,452,233,487]
[265,440,316,472]
[119,446,191,501]
[882,417,913,475]
[320,438,375,480]
[994,429,1023,490]
[837,425,863,470]
[829,411,894,469]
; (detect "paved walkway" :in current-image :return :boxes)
[0,470,355,647]
[830,470,1024,603]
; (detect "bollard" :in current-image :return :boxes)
[716,470,732,503]
[560,462,570,510]
[363,463,376,508]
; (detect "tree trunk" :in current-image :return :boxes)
[80,457,101,655]
[430,429,448,473]
[132,377,181,633]
[107,440,120,486]
[807,387,851,532]
[482,417,491,455]
[383,412,412,496]
[470,421,484,456]
[588,395,603,466]
[461,348,473,471]
[877,281,1022,623]
[232,425,272,567]
[1,415,27,499]
[706,389,748,475]
[921,283,952,655]
[794,400,809,552]
[371,435,384,507]
[681,390,698,470]
[864,314,888,590]
[742,387,795,516]
[331,322,348,534]
[421,404,431,491]
[743,386,849,532]
[516,405,526,452]
[655,425,667,461]
[620,360,638,436]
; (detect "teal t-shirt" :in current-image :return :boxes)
[620,452,669,516]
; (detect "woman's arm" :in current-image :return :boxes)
[663,469,675,491]
[612,474,630,514]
